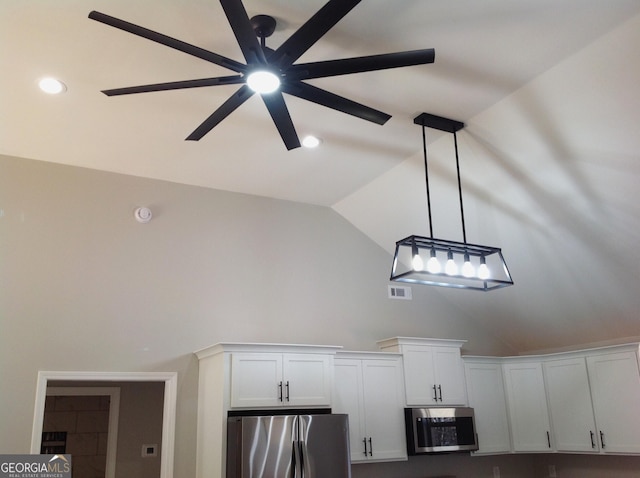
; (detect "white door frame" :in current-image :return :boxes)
[31,371,177,478]
[45,386,121,478]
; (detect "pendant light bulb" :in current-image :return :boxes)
[426,248,441,274]
[462,253,475,278]
[411,243,423,271]
[445,250,458,276]
[478,256,490,280]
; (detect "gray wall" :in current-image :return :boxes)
[114,382,164,478]
[2,154,639,477]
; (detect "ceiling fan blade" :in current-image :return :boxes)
[282,82,390,125]
[89,11,246,73]
[261,93,301,150]
[219,0,267,65]
[270,0,361,68]
[288,48,435,80]
[186,85,254,141]
[102,76,245,96]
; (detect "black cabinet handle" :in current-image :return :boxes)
[433,384,438,402]
[590,430,596,448]
[285,381,290,402]
[438,384,443,402]
[600,430,606,449]
[368,437,373,456]
[547,431,551,448]
[278,381,283,402]
[362,437,368,456]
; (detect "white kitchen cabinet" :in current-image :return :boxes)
[378,337,467,406]
[230,352,333,408]
[463,358,511,454]
[587,350,640,453]
[333,352,407,463]
[503,360,552,452]
[543,357,599,452]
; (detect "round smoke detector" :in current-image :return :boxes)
[134,207,153,223]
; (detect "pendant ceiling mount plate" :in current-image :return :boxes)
[413,112,464,133]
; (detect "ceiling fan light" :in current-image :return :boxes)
[246,70,280,94]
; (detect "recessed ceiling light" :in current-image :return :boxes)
[38,77,67,94]
[302,135,321,148]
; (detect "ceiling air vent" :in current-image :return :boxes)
[388,285,412,300]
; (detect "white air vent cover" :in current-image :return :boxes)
[388,285,412,300]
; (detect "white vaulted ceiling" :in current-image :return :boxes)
[2,0,639,352]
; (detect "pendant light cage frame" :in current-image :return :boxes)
[390,113,514,291]
[391,235,513,291]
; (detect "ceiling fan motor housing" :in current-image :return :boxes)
[250,15,276,39]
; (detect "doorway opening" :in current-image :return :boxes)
[43,387,120,478]
[31,371,177,478]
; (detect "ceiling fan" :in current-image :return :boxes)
[89,0,435,150]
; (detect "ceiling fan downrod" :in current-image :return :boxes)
[250,15,276,48]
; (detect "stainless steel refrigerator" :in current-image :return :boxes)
[226,413,351,478]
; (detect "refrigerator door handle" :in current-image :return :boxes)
[298,440,306,478]
[292,440,301,478]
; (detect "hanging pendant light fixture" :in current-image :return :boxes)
[390,113,514,291]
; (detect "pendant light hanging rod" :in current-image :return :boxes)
[414,112,465,241]
[421,124,434,238]
[453,130,467,244]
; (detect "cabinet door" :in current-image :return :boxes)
[282,353,333,407]
[587,351,640,454]
[464,361,511,454]
[230,353,283,408]
[361,359,407,462]
[543,357,599,452]
[334,357,407,463]
[433,347,467,405]
[402,346,437,405]
[333,359,367,462]
[503,362,552,452]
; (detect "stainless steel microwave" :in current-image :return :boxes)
[405,407,479,454]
